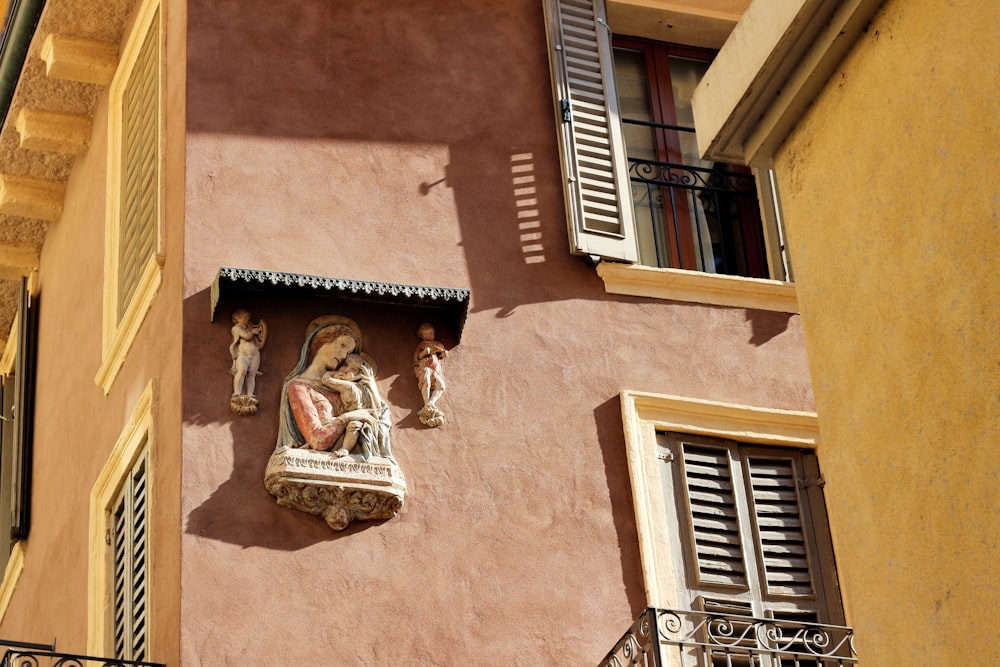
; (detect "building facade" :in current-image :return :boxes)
[0,0,985,664]
[694,0,1000,663]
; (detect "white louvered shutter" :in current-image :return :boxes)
[112,450,149,661]
[678,442,748,588]
[118,10,160,321]
[662,434,844,625]
[744,454,816,597]
[542,0,638,262]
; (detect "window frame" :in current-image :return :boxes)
[0,277,38,554]
[543,0,796,312]
[0,275,38,616]
[88,379,157,657]
[613,36,769,278]
[660,431,844,624]
[97,0,165,394]
[619,390,826,609]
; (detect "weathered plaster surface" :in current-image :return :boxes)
[774,0,1000,662]
[181,0,813,664]
[0,0,185,663]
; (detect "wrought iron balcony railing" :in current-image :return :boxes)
[0,639,164,667]
[599,608,857,667]
[621,118,768,279]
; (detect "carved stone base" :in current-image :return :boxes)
[264,447,406,530]
[418,404,445,428]
[230,394,259,415]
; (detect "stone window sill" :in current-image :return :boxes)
[596,262,797,313]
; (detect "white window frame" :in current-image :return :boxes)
[543,0,797,312]
[619,390,821,608]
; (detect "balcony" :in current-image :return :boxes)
[599,608,857,667]
[623,119,770,279]
[0,639,164,667]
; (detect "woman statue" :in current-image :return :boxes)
[276,316,393,461]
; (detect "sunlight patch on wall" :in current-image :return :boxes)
[511,151,545,264]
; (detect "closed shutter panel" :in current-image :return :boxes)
[112,450,148,660]
[745,455,815,597]
[10,276,36,541]
[118,10,160,321]
[543,0,638,262]
[662,434,845,628]
[679,442,748,588]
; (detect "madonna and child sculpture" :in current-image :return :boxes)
[264,316,406,530]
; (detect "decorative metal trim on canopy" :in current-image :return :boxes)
[210,267,471,341]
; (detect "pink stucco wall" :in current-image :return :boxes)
[181,1,814,663]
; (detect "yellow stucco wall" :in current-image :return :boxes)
[773,0,1000,662]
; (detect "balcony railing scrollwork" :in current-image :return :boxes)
[0,639,164,667]
[599,608,858,667]
[621,118,768,278]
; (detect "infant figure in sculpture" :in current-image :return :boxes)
[413,323,447,427]
[321,353,384,458]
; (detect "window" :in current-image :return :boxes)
[617,391,853,666]
[98,0,163,393]
[614,39,768,277]
[542,0,794,304]
[659,433,843,624]
[89,380,156,658]
[0,277,38,565]
[110,447,149,661]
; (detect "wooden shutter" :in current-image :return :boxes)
[663,433,844,624]
[9,277,36,541]
[112,450,149,661]
[118,10,160,321]
[744,454,815,597]
[542,0,638,262]
[678,442,748,588]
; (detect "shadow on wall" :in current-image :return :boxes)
[185,0,603,318]
[183,288,440,548]
[593,396,647,621]
[747,310,793,346]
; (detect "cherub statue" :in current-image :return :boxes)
[229,308,267,415]
[413,323,447,427]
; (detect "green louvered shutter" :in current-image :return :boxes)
[118,10,160,321]
[542,0,638,262]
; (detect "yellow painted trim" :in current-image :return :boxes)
[16,108,93,156]
[0,312,18,376]
[99,0,164,393]
[597,261,798,312]
[620,390,819,606]
[40,34,118,85]
[0,173,65,222]
[0,542,25,624]
[693,0,884,164]
[96,256,162,393]
[88,379,158,656]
